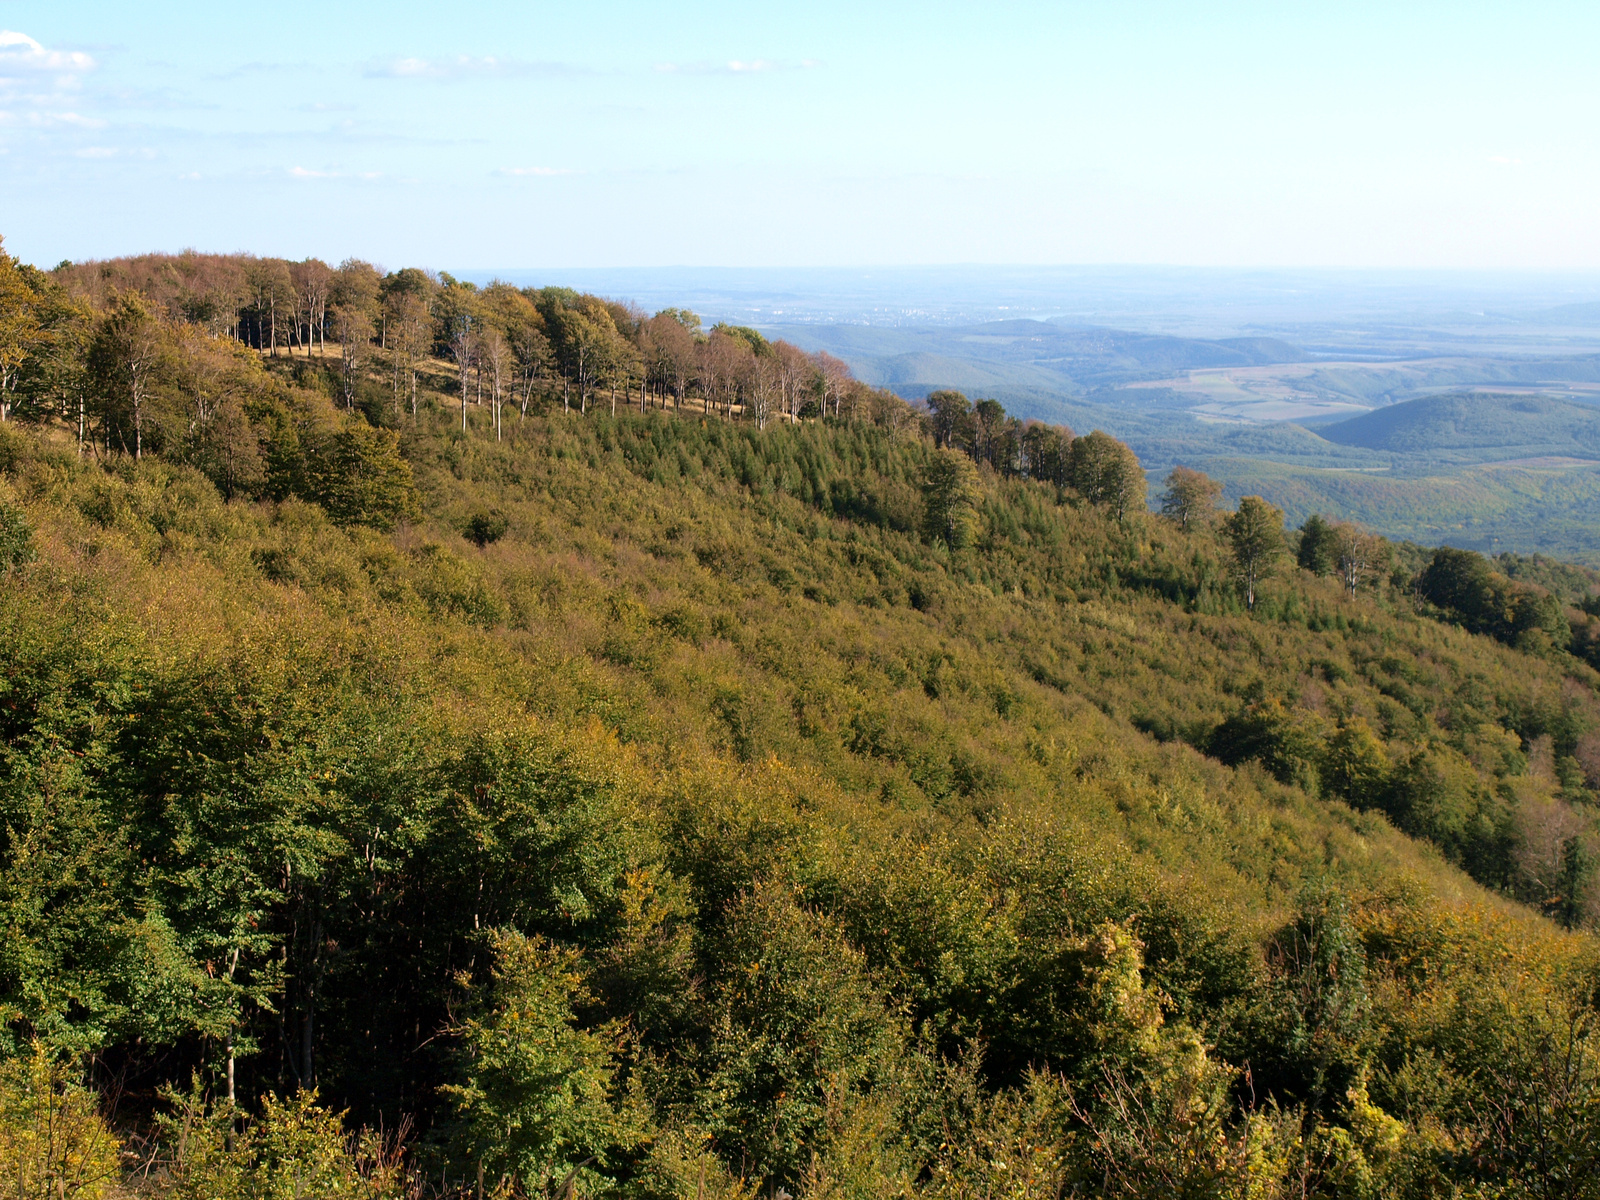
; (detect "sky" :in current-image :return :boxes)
[1,1,1598,272]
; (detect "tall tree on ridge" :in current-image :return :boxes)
[1225,495,1286,612]
[291,259,333,357]
[775,340,811,424]
[329,259,381,411]
[1331,522,1386,598]
[646,310,698,411]
[925,389,972,450]
[481,324,510,441]
[87,292,163,459]
[0,240,40,423]
[817,351,851,419]
[246,259,293,356]
[1161,466,1224,531]
[387,293,432,419]
[972,398,1007,467]
[1070,430,1147,522]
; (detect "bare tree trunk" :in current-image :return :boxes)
[302,917,321,1086]
[132,364,144,460]
[225,946,241,1102]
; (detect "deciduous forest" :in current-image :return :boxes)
[4,242,1600,1198]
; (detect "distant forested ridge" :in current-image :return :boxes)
[5,239,1600,1198]
[1319,391,1600,458]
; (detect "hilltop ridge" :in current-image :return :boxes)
[1320,390,1600,460]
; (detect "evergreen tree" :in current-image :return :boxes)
[308,423,421,529]
[1297,513,1338,575]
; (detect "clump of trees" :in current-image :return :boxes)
[7,243,937,455]
[1417,543,1571,653]
[919,389,1144,521]
[1298,514,1390,599]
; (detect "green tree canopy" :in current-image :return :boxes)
[922,448,982,549]
[1223,494,1285,611]
[1069,430,1147,521]
[1159,465,1223,530]
[444,930,635,1195]
[1297,513,1338,575]
[308,422,420,530]
[924,389,971,450]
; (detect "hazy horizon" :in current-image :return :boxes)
[442,265,1600,347]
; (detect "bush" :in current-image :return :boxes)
[0,1044,120,1200]
[443,930,637,1196]
[0,499,36,574]
[158,1083,406,1200]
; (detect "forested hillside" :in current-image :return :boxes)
[4,241,1600,1198]
[1319,392,1600,460]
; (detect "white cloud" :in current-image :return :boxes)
[3,110,106,128]
[498,166,579,176]
[656,58,821,75]
[364,55,577,81]
[287,166,384,180]
[0,31,95,73]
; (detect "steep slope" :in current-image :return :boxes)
[3,372,1600,1195]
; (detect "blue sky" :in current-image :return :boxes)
[1,1,1597,271]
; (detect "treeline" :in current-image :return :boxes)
[0,242,926,449]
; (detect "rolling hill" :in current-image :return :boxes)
[1320,391,1600,461]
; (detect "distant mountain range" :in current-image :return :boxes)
[774,319,1310,397]
[1534,302,1600,326]
[773,319,1600,422]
